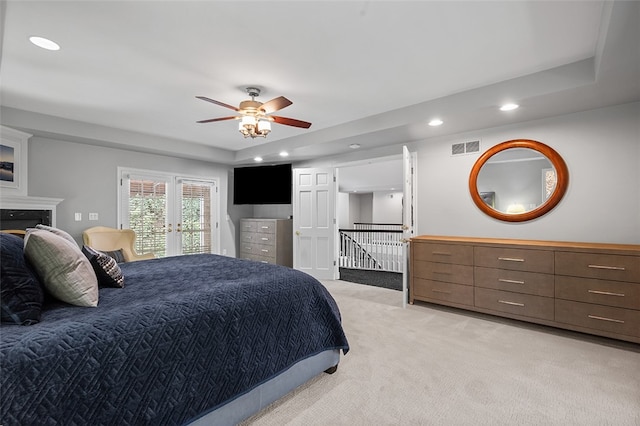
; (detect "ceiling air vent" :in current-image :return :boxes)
[452,140,480,156]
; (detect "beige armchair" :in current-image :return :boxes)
[82,226,155,262]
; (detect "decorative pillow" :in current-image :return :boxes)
[82,245,124,288]
[98,248,126,263]
[24,229,98,307]
[34,223,78,247]
[0,233,44,325]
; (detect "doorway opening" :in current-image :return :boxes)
[336,157,404,291]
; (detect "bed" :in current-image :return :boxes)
[0,230,349,425]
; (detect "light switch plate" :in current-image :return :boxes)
[89,213,99,221]
[74,212,82,221]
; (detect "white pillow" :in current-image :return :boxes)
[24,229,99,307]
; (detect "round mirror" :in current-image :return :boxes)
[469,139,568,222]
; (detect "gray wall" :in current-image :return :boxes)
[17,101,640,250]
[300,102,640,245]
[414,102,639,244]
[27,136,238,254]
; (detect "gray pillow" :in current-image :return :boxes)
[35,224,78,247]
[24,229,99,307]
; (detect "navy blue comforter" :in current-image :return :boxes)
[0,254,349,425]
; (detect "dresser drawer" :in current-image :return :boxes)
[240,221,257,233]
[412,261,473,285]
[412,242,473,265]
[257,221,276,234]
[555,252,640,283]
[241,252,277,264]
[474,288,554,321]
[240,232,256,243]
[474,246,553,273]
[254,233,277,247]
[555,276,640,310]
[474,266,554,297]
[555,299,640,338]
[412,278,473,306]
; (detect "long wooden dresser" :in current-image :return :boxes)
[410,236,640,343]
[239,218,293,267]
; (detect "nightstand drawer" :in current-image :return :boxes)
[555,276,640,309]
[474,246,553,273]
[474,288,554,321]
[412,242,473,265]
[555,252,640,283]
[474,266,554,297]
[413,261,473,285]
[412,278,473,306]
[555,299,640,338]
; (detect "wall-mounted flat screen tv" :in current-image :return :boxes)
[233,163,292,205]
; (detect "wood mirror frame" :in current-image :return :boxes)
[469,139,569,222]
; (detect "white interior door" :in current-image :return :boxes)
[293,167,336,280]
[402,146,416,307]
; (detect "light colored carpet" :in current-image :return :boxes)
[242,280,640,425]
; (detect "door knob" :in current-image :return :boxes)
[295,230,301,236]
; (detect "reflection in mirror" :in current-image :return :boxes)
[469,139,568,222]
[476,148,554,213]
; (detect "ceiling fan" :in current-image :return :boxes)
[196,87,312,138]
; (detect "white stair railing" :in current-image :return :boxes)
[339,224,403,273]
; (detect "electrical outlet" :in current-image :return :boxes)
[74,212,82,221]
[89,213,99,221]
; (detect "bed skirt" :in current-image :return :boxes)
[186,349,341,425]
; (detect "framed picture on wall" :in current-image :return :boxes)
[0,126,30,196]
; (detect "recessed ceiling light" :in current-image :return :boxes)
[29,36,60,51]
[349,144,361,149]
[500,103,519,111]
[254,156,263,162]
[279,151,289,157]
[428,119,443,126]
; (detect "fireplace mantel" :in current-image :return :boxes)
[0,195,63,227]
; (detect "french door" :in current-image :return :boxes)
[118,168,219,257]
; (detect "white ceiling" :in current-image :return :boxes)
[1,1,639,171]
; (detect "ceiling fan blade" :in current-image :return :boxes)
[196,116,238,123]
[196,96,239,111]
[260,96,292,114]
[271,116,312,129]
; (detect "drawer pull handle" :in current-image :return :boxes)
[261,237,269,241]
[498,257,525,262]
[432,289,451,295]
[498,278,525,284]
[588,290,625,297]
[432,251,451,256]
[498,300,524,307]
[261,249,269,253]
[588,315,625,324]
[588,264,626,271]
[261,226,270,229]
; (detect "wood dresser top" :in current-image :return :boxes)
[410,235,640,255]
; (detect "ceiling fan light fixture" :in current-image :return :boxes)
[198,87,311,139]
